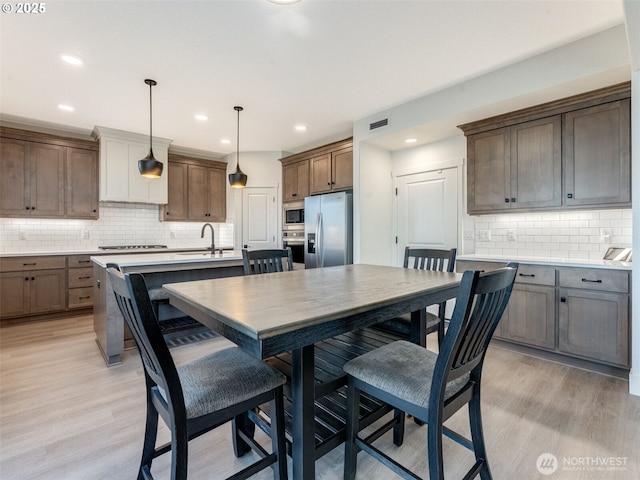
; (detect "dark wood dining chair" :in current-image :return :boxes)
[107,267,288,480]
[373,247,457,347]
[242,248,293,275]
[343,263,518,480]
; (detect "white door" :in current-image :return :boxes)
[242,187,278,249]
[395,168,458,266]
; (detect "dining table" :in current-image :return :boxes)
[163,263,462,479]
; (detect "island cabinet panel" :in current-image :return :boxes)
[563,99,631,207]
[282,160,309,201]
[0,127,99,219]
[161,154,226,222]
[280,137,352,203]
[459,82,631,214]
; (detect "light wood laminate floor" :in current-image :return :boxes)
[1,315,639,479]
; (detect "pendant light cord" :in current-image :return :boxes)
[235,105,243,171]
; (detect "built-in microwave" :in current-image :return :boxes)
[283,201,304,229]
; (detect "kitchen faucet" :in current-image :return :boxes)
[201,223,215,254]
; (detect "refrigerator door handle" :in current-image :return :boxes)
[316,212,323,268]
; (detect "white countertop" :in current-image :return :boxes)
[91,250,243,268]
[0,246,231,257]
[457,254,632,271]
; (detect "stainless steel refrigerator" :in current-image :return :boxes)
[304,192,353,269]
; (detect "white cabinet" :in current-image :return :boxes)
[93,126,172,204]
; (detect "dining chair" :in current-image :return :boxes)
[343,263,518,480]
[373,247,457,347]
[242,248,293,275]
[107,267,288,480]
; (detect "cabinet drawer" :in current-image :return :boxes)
[67,255,93,268]
[0,256,66,272]
[558,268,628,293]
[515,265,555,286]
[68,267,93,288]
[456,260,506,273]
[68,287,93,308]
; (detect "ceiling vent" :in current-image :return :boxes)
[369,118,389,130]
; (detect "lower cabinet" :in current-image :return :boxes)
[456,259,630,370]
[498,283,555,349]
[67,255,94,309]
[0,268,66,317]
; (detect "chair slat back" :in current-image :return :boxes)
[243,248,293,275]
[404,247,457,273]
[435,263,517,388]
[107,268,180,397]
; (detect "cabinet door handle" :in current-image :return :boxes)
[519,273,535,277]
[22,263,37,266]
[504,198,510,203]
[567,193,573,199]
[581,278,602,283]
[292,193,297,197]
[327,182,331,186]
[560,297,566,302]
[511,197,516,203]
[25,277,29,281]
[31,207,35,210]
[31,277,35,281]
[78,260,90,264]
[78,276,91,280]
[25,206,30,210]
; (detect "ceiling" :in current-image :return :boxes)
[0,0,627,158]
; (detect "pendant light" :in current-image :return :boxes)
[138,79,163,178]
[228,106,248,188]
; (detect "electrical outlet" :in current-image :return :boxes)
[81,229,90,240]
[170,231,176,239]
[464,230,475,240]
[19,230,27,240]
[600,228,611,243]
[507,229,517,241]
[478,229,492,241]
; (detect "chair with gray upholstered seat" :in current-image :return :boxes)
[107,267,288,480]
[242,248,293,275]
[343,263,517,480]
[373,247,457,347]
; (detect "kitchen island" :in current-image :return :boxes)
[91,250,244,365]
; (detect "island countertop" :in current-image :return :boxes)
[91,250,243,271]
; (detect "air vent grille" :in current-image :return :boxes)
[369,118,389,130]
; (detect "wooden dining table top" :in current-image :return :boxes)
[163,263,462,344]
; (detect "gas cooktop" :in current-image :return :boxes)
[97,245,168,251]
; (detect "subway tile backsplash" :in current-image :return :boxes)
[473,209,632,260]
[0,203,234,253]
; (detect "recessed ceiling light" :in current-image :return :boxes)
[195,114,208,121]
[405,137,418,143]
[294,124,307,132]
[221,139,231,144]
[59,53,84,66]
[58,104,75,112]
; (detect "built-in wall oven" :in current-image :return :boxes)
[283,201,305,264]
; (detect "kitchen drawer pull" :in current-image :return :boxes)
[78,296,91,300]
[22,263,37,266]
[78,260,90,263]
[519,273,535,277]
[78,276,91,280]
[581,278,602,283]
[560,297,566,302]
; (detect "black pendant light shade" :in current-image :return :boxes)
[138,79,163,179]
[229,106,247,188]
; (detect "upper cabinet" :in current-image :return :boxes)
[161,154,227,222]
[459,83,631,215]
[563,99,631,207]
[282,160,309,202]
[0,128,98,219]
[93,126,172,205]
[280,138,352,202]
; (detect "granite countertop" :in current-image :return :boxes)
[456,254,632,271]
[90,250,243,268]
